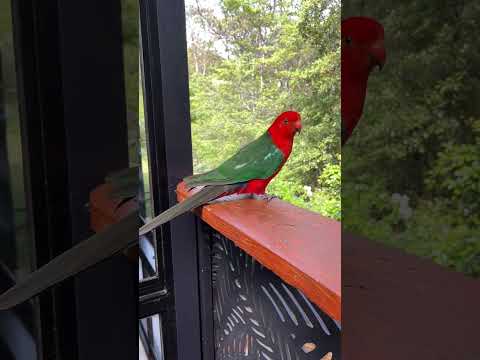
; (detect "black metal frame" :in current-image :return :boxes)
[0,4,42,358]
[11,1,79,358]
[196,222,215,360]
[9,0,138,358]
[139,0,210,359]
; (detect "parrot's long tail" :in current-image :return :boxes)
[0,212,139,311]
[138,184,238,236]
[0,185,237,310]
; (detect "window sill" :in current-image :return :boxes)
[176,182,341,322]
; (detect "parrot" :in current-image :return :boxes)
[139,110,302,235]
[341,16,386,145]
[0,111,301,310]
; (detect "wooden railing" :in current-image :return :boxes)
[90,181,480,359]
[176,182,341,322]
[89,182,341,321]
[90,183,341,320]
[90,181,341,359]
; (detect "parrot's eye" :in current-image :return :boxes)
[283,119,289,124]
[345,36,352,45]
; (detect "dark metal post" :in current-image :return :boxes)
[0,51,16,273]
[155,0,202,357]
[55,1,137,359]
[139,0,203,358]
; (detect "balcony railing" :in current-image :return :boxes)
[90,181,341,359]
[90,180,480,359]
[176,182,341,323]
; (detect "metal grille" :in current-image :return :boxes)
[211,232,341,359]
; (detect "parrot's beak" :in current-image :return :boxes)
[369,40,386,72]
[376,60,385,71]
[295,121,302,134]
[369,53,385,72]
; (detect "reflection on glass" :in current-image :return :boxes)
[139,314,164,360]
[138,34,158,281]
[0,2,39,359]
[121,0,140,168]
[139,235,157,280]
[139,73,152,220]
[120,0,159,281]
[342,2,480,276]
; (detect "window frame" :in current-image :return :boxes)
[9,0,138,358]
[10,0,79,358]
[139,0,210,359]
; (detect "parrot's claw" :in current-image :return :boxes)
[208,193,251,204]
[251,193,278,202]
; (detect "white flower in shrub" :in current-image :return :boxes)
[304,185,313,198]
[391,193,413,220]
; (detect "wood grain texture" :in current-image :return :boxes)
[176,181,341,321]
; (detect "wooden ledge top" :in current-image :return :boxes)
[177,181,341,321]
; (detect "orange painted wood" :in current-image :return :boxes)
[89,184,137,232]
[176,181,341,321]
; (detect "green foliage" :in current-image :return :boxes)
[187,0,340,219]
[426,143,480,225]
[342,1,480,277]
[121,0,140,166]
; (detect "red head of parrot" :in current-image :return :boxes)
[267,111,302,156]
[341,17,386,145]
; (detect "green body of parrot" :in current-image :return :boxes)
[139,111,302,234]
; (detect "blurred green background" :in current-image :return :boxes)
[343,1,480,277]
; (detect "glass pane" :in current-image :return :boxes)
[139,314,164,360]
[0,2,40,359]
[342,0,480,277]
[139,69,153,221]
[138,23,158,281]
[138,235,157,280]
[121,0,140,169]
[119,0,159,281]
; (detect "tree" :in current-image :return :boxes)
[186,0,341,219]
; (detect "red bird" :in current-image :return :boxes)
[0,111,302,310]
[341,17,386,145]
[139,111,302,235]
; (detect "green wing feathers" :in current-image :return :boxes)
[184,133,284,189]
[105,166,140,199]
